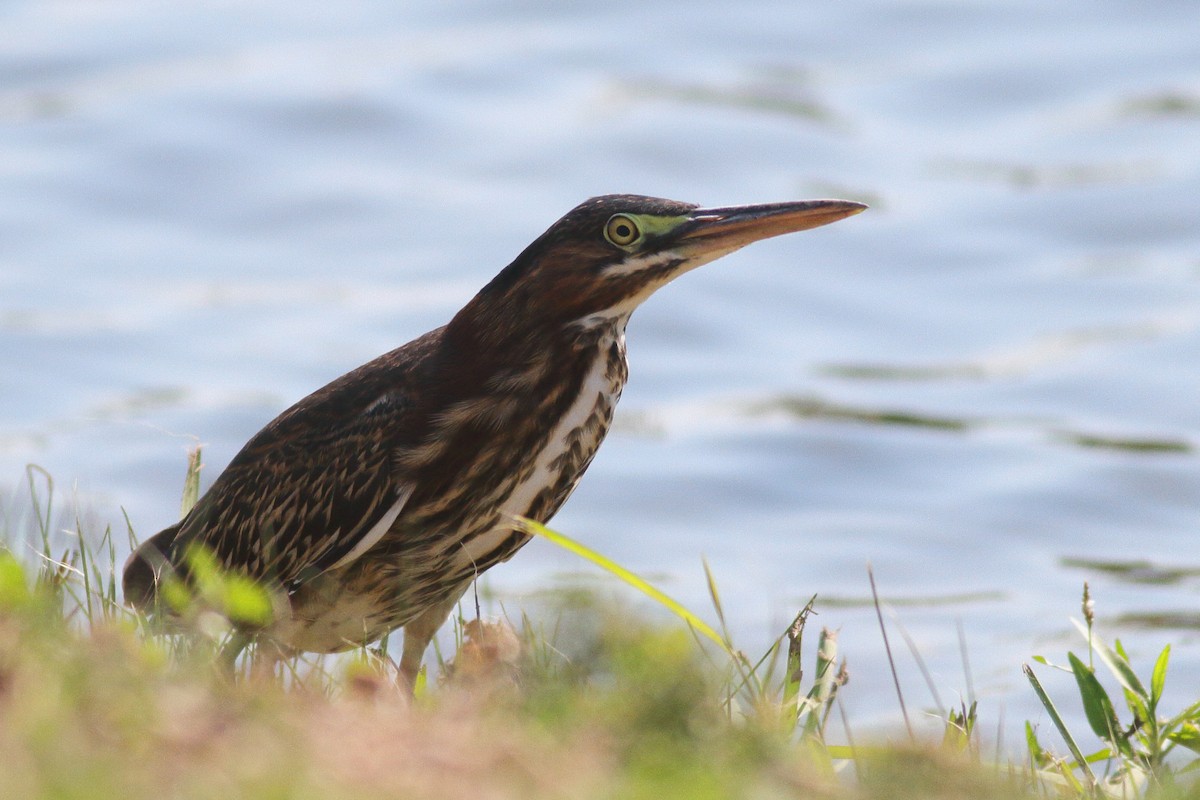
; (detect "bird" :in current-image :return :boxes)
[123,193,866,685]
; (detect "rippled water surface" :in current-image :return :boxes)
[3,0,1199,741]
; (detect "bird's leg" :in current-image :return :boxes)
[217,629,254,673]
[217,631,290,681]
[397,591,464,692]
[248,639,290,682]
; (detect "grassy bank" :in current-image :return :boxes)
[2,465,1198,799]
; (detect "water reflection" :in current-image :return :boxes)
[819,322,1181,382]
[1119,91,1200,119]
[750,394,972,432]
[747,393,1192,454]
[1113,612,1200,632]
[1061,557,1200,586]
[816,591,1007,609]
[1054,433,1190,455]
[626,71,841,125]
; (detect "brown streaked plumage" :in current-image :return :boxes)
[123,194,866,684]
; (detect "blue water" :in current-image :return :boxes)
[3,0,1199,746]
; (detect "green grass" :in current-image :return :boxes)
[2,459,1199,799]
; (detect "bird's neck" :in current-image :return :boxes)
[445,291,631,380]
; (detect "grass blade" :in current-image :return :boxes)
[868,565,913,740]
[516,517,732,657]
[702,557,731,645]
[1068,652,1130,757]
[782,599,817,720]
[801,626,840,738]
[1169,722,1200,755]
[1023,663,1097,786]
[1151,644,1171,707]
[1071,617,1147,699]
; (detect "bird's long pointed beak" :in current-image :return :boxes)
[678,199,867,252]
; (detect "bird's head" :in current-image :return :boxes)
[455,193,867,341]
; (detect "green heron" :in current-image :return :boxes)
[123,194,865,684]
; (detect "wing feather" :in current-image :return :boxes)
[161,330,443,588]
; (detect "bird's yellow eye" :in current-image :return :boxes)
[604,214,641,247]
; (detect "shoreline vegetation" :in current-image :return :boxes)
[2,458,1198,799]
